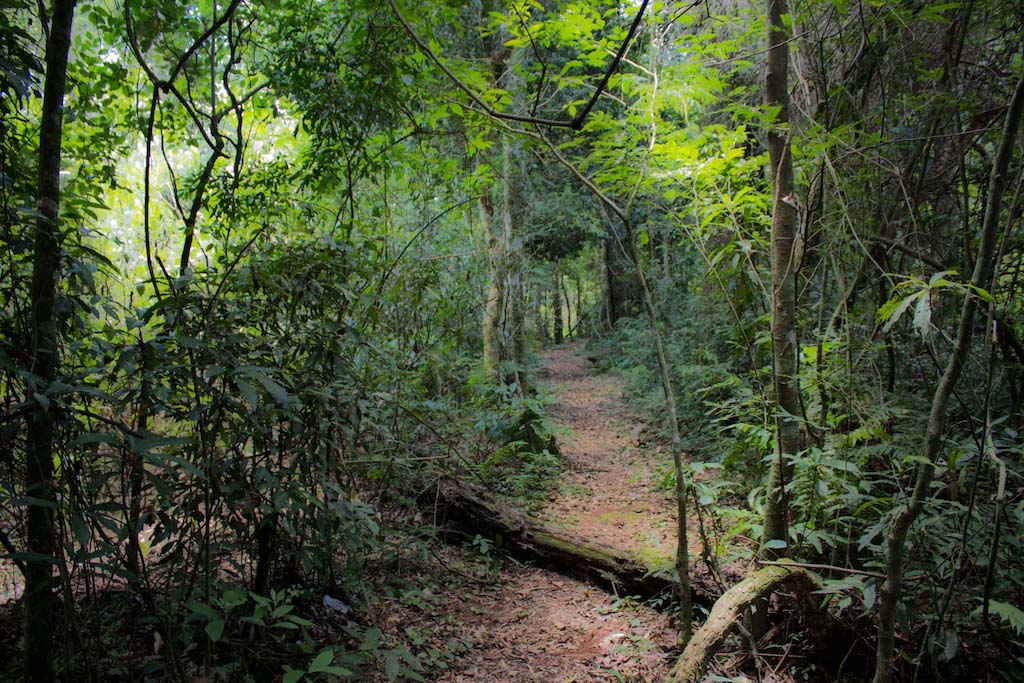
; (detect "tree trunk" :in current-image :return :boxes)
[872,53,1024,683]
[253,513,277,596]
[552,263,563,343]
[501,133,527,392]
[126,340,152,578]
[574,272,582,336]
[754,0,800,640]
[561,272,573,339]
[599,202,640,327]
[478,13,510,386]
[25,2,76,680]
[762,0,799,562]
[480,193,504,385]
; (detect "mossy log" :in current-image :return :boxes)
[424,480,702,601]
[666,564,829,683]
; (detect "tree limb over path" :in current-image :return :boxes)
[386,0,650,131]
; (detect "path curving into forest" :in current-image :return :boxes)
[429,342,681,682]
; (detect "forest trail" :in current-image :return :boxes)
[423,343,679,682]
[536,343,678,565]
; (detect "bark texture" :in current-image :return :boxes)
[425,480,708,602]
[552,263,563,343]
[666,566,827,683]
[501,133,528,392]
[480,193,504,384]
[25,1,76,680]
[762,0,799,560]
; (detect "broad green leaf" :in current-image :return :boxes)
[309,648,334,672]
[205,619,225,642]
[979,600,1024,635]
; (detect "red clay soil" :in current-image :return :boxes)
[392,343,685,682]
[536,343,690,567]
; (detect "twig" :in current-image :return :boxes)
[0,527,27,575]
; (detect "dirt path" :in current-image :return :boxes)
[403,342,681,682]
[537,343,679,568]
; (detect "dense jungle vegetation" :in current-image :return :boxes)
[2,0,1023,680]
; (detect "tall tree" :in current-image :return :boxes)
[24,0,76,680]
[761,0,799,560]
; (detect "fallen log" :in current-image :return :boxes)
[423,480,706,603]
[665,564,831,683]
[423,481,851,680]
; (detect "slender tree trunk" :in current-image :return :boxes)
[501,134,527,392]
[599,202,640,327]
[126,340,152,578]
[480,193,504,384]
[25,2,76,680]
[753,0,800,640]
[575,272,582,336]
[552,263,563,343]
[603,237,615,328]
[762,0,799,559]
[561,271,573,340]
[535,279,549,343]
[478,17,516,388]
[253,514,277,596]
[662,223,671,279]
[872,55,1024,683]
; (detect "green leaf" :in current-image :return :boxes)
[862,582,876,610]
[253,372,290,406]
[236,378,259,410]
[307,651,352,675]
[979,600,1024,635]
[1,552,58,564]
[205,619,225,642]
[75,432,120,447]
[187,601,219,619]
[222,589,248,609]
[912,291,932,337]
[764,539,787,550]
[282,669,304,683]
[319,666,354,676]
[308,648,335,673]
[880,291,922,333]
[385,652,400,680]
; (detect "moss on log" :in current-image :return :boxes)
[666,564,826,683]
[425,480,698,601]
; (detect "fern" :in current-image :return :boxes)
[977,600,1024,636]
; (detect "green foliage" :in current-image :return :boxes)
[474,384,562,501]
[979,600,1024,637]
[3,0,1024,678]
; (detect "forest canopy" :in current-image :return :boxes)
[1,0,1023,681]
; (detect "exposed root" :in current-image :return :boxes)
[666,564,829,683]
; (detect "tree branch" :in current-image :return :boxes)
[386,0,649,132]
